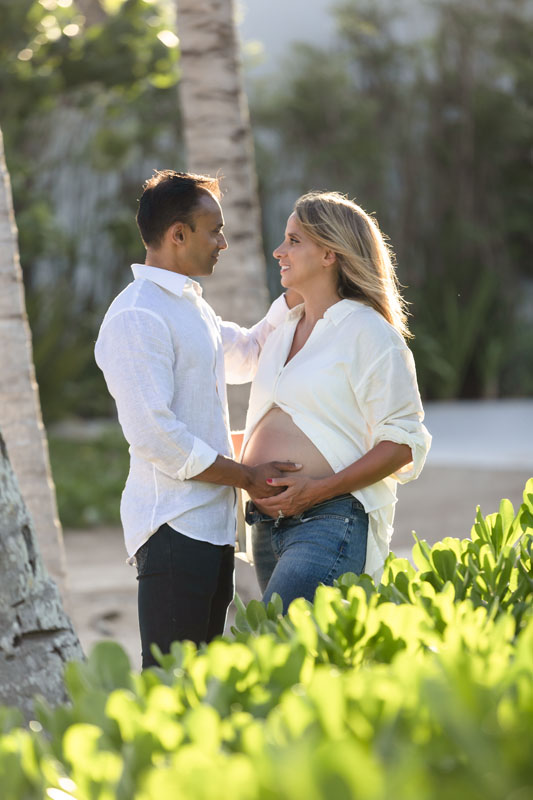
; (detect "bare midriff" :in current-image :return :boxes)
[241,406,335,479]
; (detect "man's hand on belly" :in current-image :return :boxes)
[244,461,302,499]
[193,455,300,495]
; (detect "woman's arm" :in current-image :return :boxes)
[252,440,412,517]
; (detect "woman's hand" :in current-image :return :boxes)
[251,442,413,518]
[251,475,328,518]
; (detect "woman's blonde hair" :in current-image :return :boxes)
[294,191,411,339]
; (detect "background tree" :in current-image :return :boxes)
[0,427,83,720]
[0,126,67,594]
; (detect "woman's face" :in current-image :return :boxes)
[273,213,332,292]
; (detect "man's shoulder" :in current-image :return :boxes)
[97,280,164,334]
[105,278,180,316]
[101,279,208,338]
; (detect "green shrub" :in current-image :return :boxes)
[1,480,532,799]
[48,427,129,528]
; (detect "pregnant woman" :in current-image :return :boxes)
[240,191,431,609]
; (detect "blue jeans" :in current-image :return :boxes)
[245,494,368,611]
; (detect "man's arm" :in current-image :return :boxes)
[95,308,300,494]
[192,455,302,498]
[96,309,220,480]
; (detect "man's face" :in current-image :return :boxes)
[180,192,228,277]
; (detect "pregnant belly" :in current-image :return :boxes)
[241,407,334,479]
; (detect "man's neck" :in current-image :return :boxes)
[144,250,186,275]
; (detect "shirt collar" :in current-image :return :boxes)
[287,299,360,326]
[131,264,203,297]
[324,299,361,325]
[287,303,305,322]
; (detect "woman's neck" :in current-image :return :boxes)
[299,286,342,326]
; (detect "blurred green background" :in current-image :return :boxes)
[3,0,532,527]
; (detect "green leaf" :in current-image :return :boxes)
[431,547,457,583]
[184,705,221,753]
[265,592,284,620]
[83,641,133,692]
[411,534,433,572]
[233,593,252,634]
[245,599,268,631]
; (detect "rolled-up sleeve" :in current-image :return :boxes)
[95,309,217,480]
[354,346,432,483]
[220,294,289,384]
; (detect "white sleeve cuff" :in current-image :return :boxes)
[265,294,290,327]
[374,422,432,484]
[175,437,219,481]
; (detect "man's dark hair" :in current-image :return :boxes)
[136,170,221,247]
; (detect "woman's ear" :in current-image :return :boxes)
[323,249,337,268]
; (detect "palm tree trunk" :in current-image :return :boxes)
[0,127,67,596]
[0,429,83,720]
[176,0,270,426]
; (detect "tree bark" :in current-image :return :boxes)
[0,127,67,595]
[0,430,83,720]
[76,0,108,26]
[176,0,269,425]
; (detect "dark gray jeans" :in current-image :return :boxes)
[136,523,234,668]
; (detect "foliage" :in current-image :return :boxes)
[1,480,532,799]
[0,0,179,113]
[48,425,129,527]
[28,285,113,424]
[232,480,533,647]
[251,0,533,399]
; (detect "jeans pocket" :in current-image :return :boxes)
[298,512,352,525]
[136,525,172,577]
[135,540,150,576]
[296,495,356,525]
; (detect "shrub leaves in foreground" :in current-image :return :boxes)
[0,480,532,799]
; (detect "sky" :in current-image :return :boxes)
[237,0,337,75]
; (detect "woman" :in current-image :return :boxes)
[240,191,431,609]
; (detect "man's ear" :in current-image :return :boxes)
[170,221,187,245]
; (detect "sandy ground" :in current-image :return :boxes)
[63,401,533,672]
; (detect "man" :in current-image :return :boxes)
[95,170,297,668]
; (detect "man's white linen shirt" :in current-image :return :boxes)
[242,299,432,581]
[95,264,287,558]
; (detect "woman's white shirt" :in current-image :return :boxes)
[242,299,432,582]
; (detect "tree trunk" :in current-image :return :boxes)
[0,430,83,720]
[176,0,269,426]
[76,0,108,26]
[0,127,67,595]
